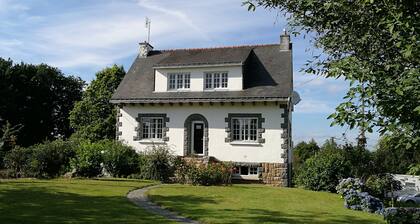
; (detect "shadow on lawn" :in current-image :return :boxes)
[0,187,168,224]
[150,194,384,224]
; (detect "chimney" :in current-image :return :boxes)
[280,29,292,51]
[139,41,153,58]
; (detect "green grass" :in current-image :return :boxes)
[0,178,172,224]
[148,184,386,224]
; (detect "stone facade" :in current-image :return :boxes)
[261,163,288,187]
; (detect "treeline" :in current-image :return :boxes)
[0,57,125,168]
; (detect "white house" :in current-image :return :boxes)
[111,32,294,186]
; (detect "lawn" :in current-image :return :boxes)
[0,178,172,224]
[147,184,386,224]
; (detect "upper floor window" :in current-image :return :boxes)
[204,72,228,89]
[168,73,190,90]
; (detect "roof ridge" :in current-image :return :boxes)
[156,43,279,52]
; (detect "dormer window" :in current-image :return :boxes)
[168,73,190,90]
[204,72,228,89]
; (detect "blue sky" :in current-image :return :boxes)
[0,0,379,148]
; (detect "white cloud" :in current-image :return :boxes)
[294,98,335,114]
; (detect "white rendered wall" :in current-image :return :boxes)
[154,65,243,92]
[118,102,287,163]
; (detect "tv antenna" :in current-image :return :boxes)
[145,17,151,43]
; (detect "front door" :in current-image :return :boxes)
[192,122,204,155]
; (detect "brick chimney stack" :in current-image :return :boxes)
[280,29,292,51]
[139,41,153,58]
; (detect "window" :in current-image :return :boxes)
[234,166,260,175]
[221,72,228,88]
[168,73,190,90]
[204,72,228,89]
[232,118,258,142]
[250,167,258,175]
[141,117,163,139]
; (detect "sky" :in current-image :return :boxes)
[0,0,380,148]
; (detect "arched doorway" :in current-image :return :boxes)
[183,114,209,156]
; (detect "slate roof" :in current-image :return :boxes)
[111,44,292,103]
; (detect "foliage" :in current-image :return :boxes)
[407,164,420,176]
[295,146,351,192]
[3,146,33,178]
[69,65,125,141]
[365,174,402,200]
[70,141,104,177]
[342,144,376,178]
[25,140,77,178]
[136,145,175,182]
[245,0,420,150]
[374,136,420,174]
[336,178,364,197]
[174,159,232,186]
[383,207,420,224]
[4,140,77,178]
[0,57,84,147]
[0,121,23,168]
[292,139,320,179]
[102,140,139,177]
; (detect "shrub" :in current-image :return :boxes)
[343,190,384,214]
[174,160,232,186]
[383,207,420,224]
[336,178,364,197]
[3,146,33,177]
[102,140,138,177]
[365,174,402,200]
[4,140,76,178]
[71,141,104,177]
[137,145,175,182]
[27,140,76,178]
[295,148,351,192]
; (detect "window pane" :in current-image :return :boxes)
[214,73,220,88]
[250,119,257,141]
[142,118,151,139]
[221,73,228,88]
[240,166,249,175]
[184,74,190,88]
[205,73,212,89]
[250,167,258,175]
[177,74,183,89]
[232,119,240,140]
[168,74,176,89]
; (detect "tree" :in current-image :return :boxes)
[373,135,420,174]
[69,65,125,141]
[0,57,84,147]
[292,139,320,174]
[245,0,420,150]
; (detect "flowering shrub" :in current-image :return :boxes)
[336,178,364,197]
[338,178,384,214]
[383,207,420,224]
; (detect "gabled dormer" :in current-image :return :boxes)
[152,47,253,92]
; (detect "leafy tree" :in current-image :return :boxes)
[373,135,420,174]
[69,65,125,141]
[0,121,23,168]
[245,0,420,150]
[0,57,84,147]
[292,139,319,176]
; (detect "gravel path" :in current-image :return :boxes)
[127,185,200,224]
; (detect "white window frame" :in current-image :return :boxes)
[204,72,228,90]
[141,117,164,140]
[168,73,190,91]
[231,117,258,143]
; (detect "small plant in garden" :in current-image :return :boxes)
[136,145,176,182]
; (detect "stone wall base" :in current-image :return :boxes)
[261,162,288,187]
